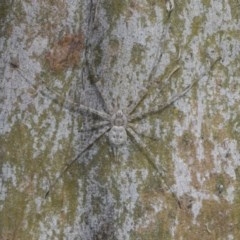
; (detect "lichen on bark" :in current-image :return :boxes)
[1,0,240,239]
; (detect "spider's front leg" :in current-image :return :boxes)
[79,120,110,133]
[16,67,111,120]
[129,76,200,122]
[129,58,219,122]
[127,66,180,117]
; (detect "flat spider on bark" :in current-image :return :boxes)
[14,49,209,198]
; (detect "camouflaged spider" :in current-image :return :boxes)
[16,62,201,198]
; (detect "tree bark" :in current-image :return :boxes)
[0,0,240,239]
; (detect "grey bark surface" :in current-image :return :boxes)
[0,1,240,239]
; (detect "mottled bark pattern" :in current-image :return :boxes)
[0,0,240,239]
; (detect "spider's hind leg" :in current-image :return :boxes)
[128,122,165,142]
[126,126,166,174]
[45,124,111,197]
[127,126,178,202]
[126,128,168,190]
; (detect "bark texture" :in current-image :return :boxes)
[0,0,240,239]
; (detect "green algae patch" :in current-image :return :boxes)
[231,191,240,238]
[0,81,78,236]
[177,130,196,160]
[191,15,206,38]
[92,44,104,71]
[132,188,176,239]
[229,1,240,20]
[103,0,128,24]
[201,0,211,8]
[174,198,234,239]
[0,122,35,175]
[130,43,146,67]
[109,38,120,67]
[0,189,30,239]
[227,114,240,149]
[196,199,236,239]
[0,0,11,23]
[103,0,166,27]
[0,122,42,239]
[2,1,26,28]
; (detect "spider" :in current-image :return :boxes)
[16,61,201,199]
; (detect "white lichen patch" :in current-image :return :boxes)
[0,163,16,209]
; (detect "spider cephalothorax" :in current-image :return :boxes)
[109,110,128,146]
[110,110,127,127]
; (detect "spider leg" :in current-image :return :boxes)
[82,2,114,115]
[129,57,221,122]
[127,53,162,116]
[45,124,111,198]
[95,80,114,114]
[81,62,113,115]
[126,126,166,174]
[79,121,110,133]
[127,64,180,116]
[128,66,180,118]
[69,102,110,120]
[129,76,199,122]
[16,68,111,120]
[127,19,173,116]
[126,126,178,201]
[128,123,163,141]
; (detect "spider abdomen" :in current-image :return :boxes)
[108,126,127,146]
